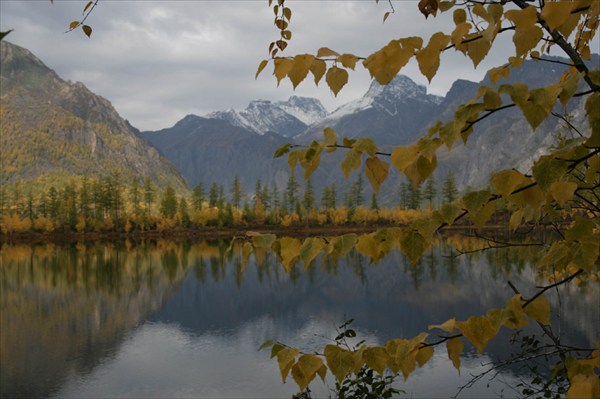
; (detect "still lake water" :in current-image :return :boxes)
[1,237,598,398]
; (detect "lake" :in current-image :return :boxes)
[1,237,597,398]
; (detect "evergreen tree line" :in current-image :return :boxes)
[0,172,460,234]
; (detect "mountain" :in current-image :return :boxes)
[208,96,327,137]
[299,75,443,146]
[141,115,292,190]
[0,41,188,192]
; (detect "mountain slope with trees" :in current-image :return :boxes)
[0,41,188,194]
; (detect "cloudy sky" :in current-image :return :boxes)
[0,1,527,130]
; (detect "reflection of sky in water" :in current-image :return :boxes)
[3,242,597,399]
[54,320,523,399]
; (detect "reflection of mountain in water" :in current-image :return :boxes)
[151,240,597,360]
[0,242,188,399]
[1,238,598,398]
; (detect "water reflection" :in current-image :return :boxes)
[0,238,597,398]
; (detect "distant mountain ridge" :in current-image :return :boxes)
[3,40,596,204]
[143,54,596,200]
[0,41,188,192]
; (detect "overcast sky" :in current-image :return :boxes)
[0,0,553,131]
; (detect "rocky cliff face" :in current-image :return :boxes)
[0,41,188,191]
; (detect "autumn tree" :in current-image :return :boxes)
[250,0,600,396]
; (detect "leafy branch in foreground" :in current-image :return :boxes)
[257,0,599,397]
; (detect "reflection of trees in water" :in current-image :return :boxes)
[1,236,595,398]
[0,241,190,399]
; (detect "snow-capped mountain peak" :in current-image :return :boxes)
[207,96,327,137]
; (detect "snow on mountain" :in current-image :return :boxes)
[276,96,328,125]
[322,75,442,125]
[208,96,327,137]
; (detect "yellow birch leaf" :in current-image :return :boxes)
[356,233,380,262]
[324,127,337,146]
[567,374,600,399]
[541,1,574,31]
[273,58,294,86]
[291,354,324,392]
[524,295,551,325]
[385,339,417,380]
[491,169,528,197]
[241,241,252,272]
[340,149,362,179]
[404,155,437,188]
[453,8,467,25]
[317,47,340,57]
[288,54,315,89]
[299,237,326,270]
[447,337,464,372]
[363,346,389,375]
[416,346,434,367]
[337,54,359,70]
[463,189,491,215]
[391,145,418,174]
[509,209,524,231]
[489,66,510,83]
[287,149,304,175]
[456,315,501,353]
[532,154,569,191]
[310,59,327,85]
[316,364,327,382]
[69,21,80,30]
[363,40,414,84]
[427,317,456,333]
[549,180,578,206]
[326,66,349,96]
[416,32,451,82]
[278,237,301,272]
[505,7,543,58]
[255,59,269,79]
[324,345,354,382]
[365,156,389,193]
[471,201,496,229]
[353,137,379,156]
[502,295,529,329]
[465,34,492,68]
[520,85,562,130]
[483,89,502,109]
[559,71,581,107]
[399,229,429,264]
[277,347,299,382]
